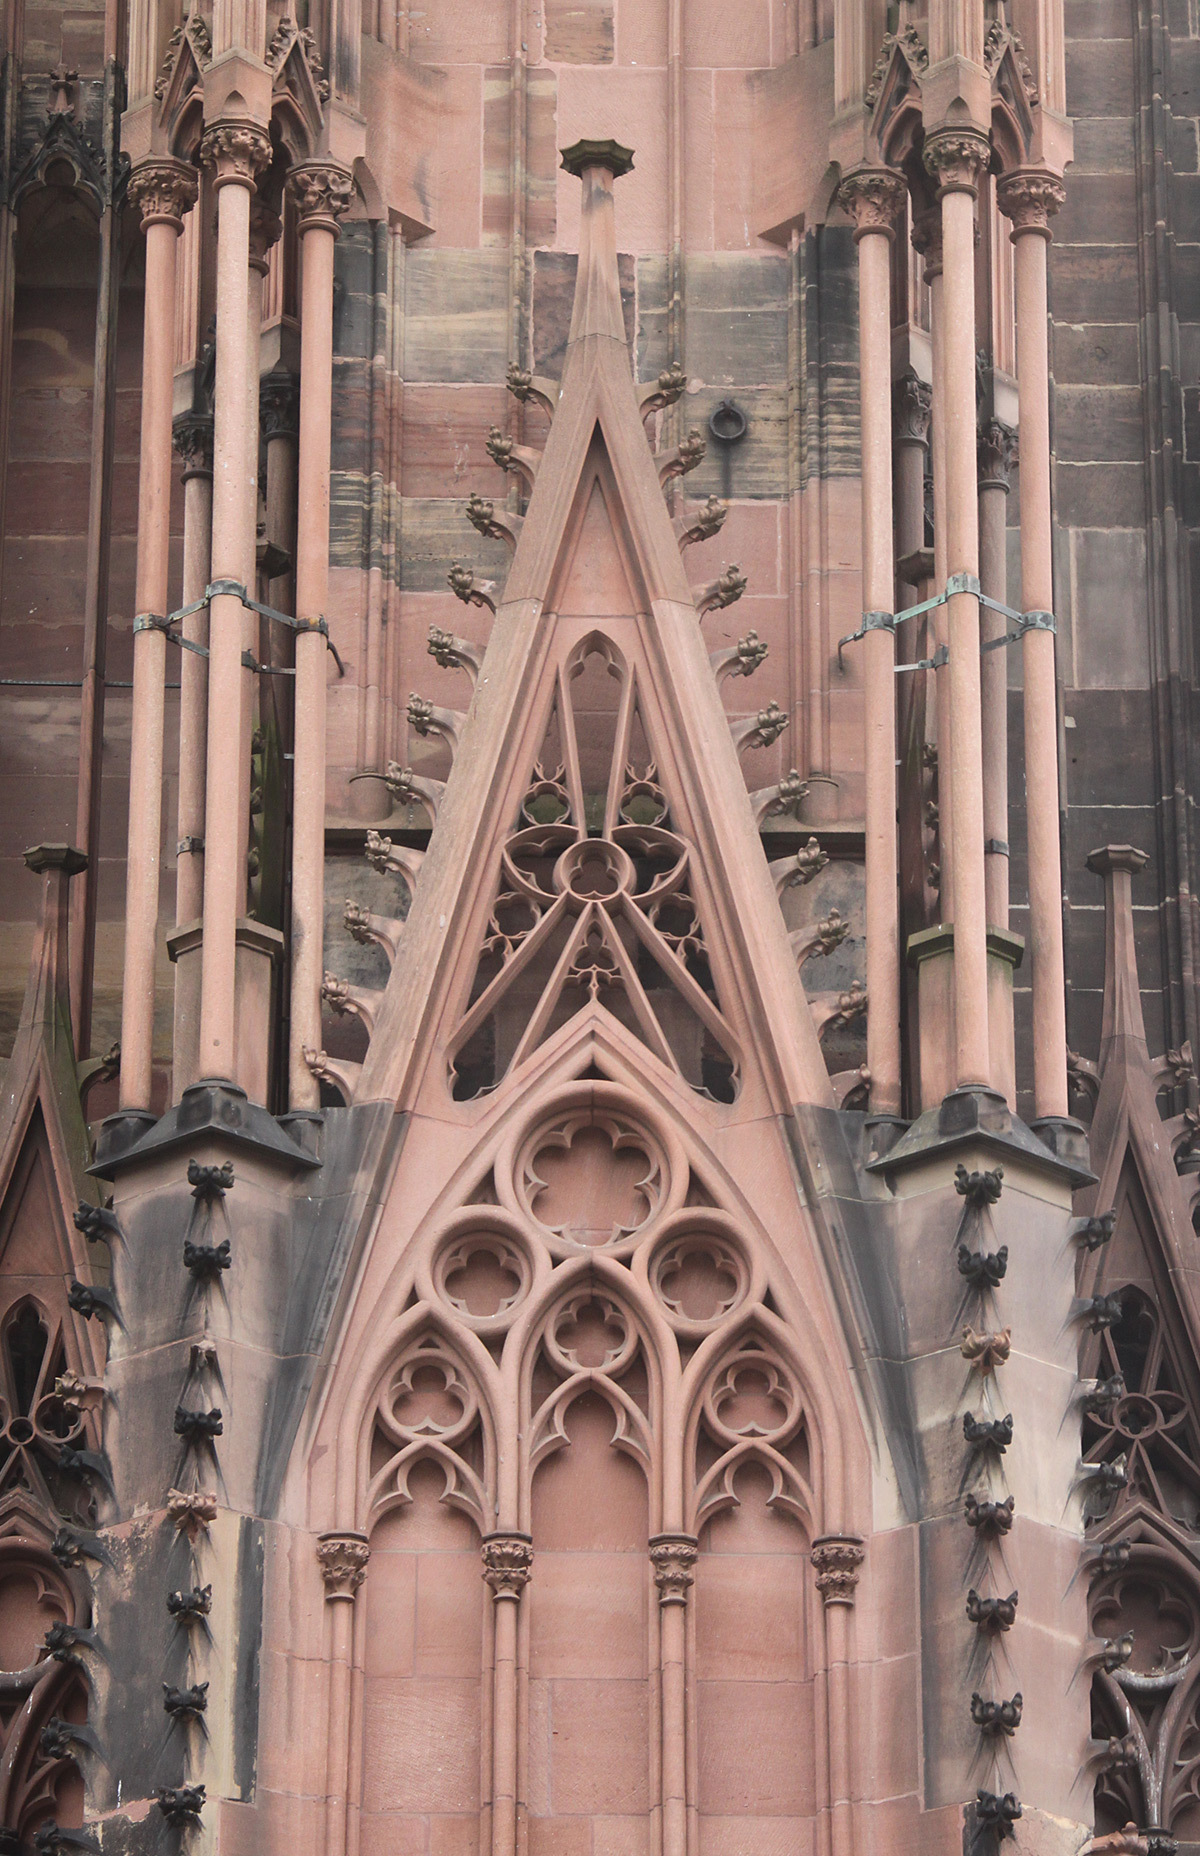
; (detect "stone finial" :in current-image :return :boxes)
[811,1534,865,1606]
[996,169,1067,236]
[482,1532,534,1599]
[837,166,907,240]
[127,157,199,230]
[47,63,78,117]
[198,121,272,190]
[649,1534,698,1605]
[317,1530,370,1599]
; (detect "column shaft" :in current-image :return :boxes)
[288,162,352,1108]
[119,164,196,1112]
[840,170,907,1116]
[930,138,991,1090]
[1002,173,1070,1121]
[173,416,213,930]
[978,422,1016,928]
[914,211,953,908]
[197,124,269,1080]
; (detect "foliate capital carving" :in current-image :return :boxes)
[923,130,991,199]
[894,368,932,445]
[481,1532,533,1600]
[838,167,908,241]
[996,169,1067,237]
[260,368,300,440]
[249,195,283,270]
[173,410,214,478]
[978,417,1018,488]
[127,157,198,231]
[198,120,272,191]
[649,1534,698,1606]
[811,1534,865,1606]
[910,205,943,279]
[287,160,354,234]
[317,1530,370,1599]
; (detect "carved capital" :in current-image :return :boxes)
[249,194,283,270]
[481,1532,533,1600]
[922,130,990,199]
[260,367,300,441]
[838,167,907,241]
[996,168,1067,237]
[128,157,198,231]
[894,368,932,446]
[288,159,354,234]
[173,410,214,479]
[649,1534,698,1606]
[811,1534,865,1606]
[910,205,943,279]
[978,417,1017,488]
[317,1530,370,1599]
[198,120,272,191]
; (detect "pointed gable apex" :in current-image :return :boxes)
[354,143,833,1116]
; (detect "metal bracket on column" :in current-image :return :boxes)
[895,644,949,674]
[979,603,1057,651]
[149,582,347,676]
[241,652,297,677]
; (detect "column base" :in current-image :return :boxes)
[89,1078,320,1178]
[867,1084,1095,1186]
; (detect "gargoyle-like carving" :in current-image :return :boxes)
[649,1535,698,1605]
[485,426,540,491]
[694,563,747,616]
[967,1589,1019,1633]
[505,362,559,417]
[167,1584,213,1620]
[957,1245,1008,1289]
[39,1717,98,1760]
[1099,1631,1135,1672]
[1093,1540,1131,1574]
[407,694,466,755]
[974,1790,1022,1842]
[731,701,789,754]
[673,495,726,548]
[383,761,444,823]
[167,1488,218,1538]
[73,1202,120,1246]
[59,1445,114,1496]
[1076,1210,1117,1251]
[321,972,383,1036]
[963,1412,1013,1452]
[971,1692,1023,1736]
[183,1239,231,1279]
[343,900,405,965]
[50,1525,112,1568]
[750,768,809,827]
[188,1160,233,1200]
[163,1681,208,1719]
[466,492,522,551]
[43,1621,96,1665]
[1082,1375,1126,1414]
[790,908,852,967]
[769,837,828,896]
[961,1327,1012,1374]
[1080,1292,1125,1333]
[955,1163,1004,1206]
[428,625,485,685]
[156,1785,205,1828]
[481,1534,534,1600]
[447,560,498,615]
[67,1281,118,1323]
[710,632,768,684]
[811,982,868,1040]
[54,1371,105,1414]
[1081,1455,1128,1492]
[32,1827,100,1856]
[656,428,706,486]
[638,361,688,415]
[364,829,426,890]
[174,1407,223,1444]
[303,1047,362,1105]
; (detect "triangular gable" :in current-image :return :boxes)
[348,144,832,1119]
